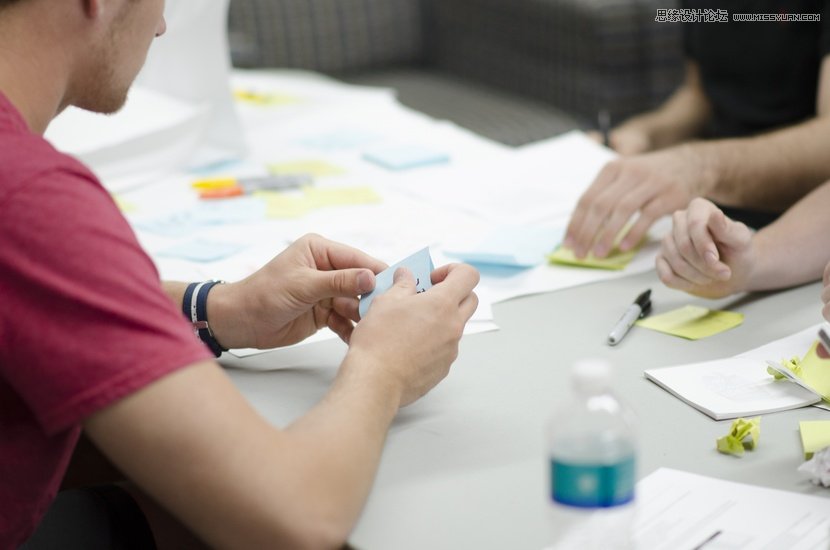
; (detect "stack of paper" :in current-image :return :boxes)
[645,325,823,420]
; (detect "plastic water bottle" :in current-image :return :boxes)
[547,359,637,549]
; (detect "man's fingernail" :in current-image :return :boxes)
[358,270,374,293]
[705,250,718,265]
[717,269,731,281]
[594,244,608,258]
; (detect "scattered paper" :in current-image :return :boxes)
[716,417,760,456]
[268,160,346,178]
[157,238,246,263]
[632,468,830,549]
[255,186,382,219]
[800,420,830,459]
[363,145,450,171]
[636,305,743,340]
[299,129,382,151]
[799,446,830,487]
[233,89,300,106]
[359,248,434,319]
[445,225,564,268]
[304,186,382,208]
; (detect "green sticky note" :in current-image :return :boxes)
[268,160,346,178]
[636,305,743,340]
[547,245,638,270]
[800,420,830,459]
[717,417,760,456]
[303,186,381,208]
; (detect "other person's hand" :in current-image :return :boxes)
[564,145,711,259]
[655,198,755,299]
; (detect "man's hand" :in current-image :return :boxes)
[346,263,479,408]
[564,144,714,259]
[208,234,387,350]
[655,198,755,299]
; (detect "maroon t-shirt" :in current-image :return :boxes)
[0,93,212,547]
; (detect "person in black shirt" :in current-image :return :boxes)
[564,0,830,261]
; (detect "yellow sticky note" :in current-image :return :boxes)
[268,160,346,178]
[636,305,743,340]
[254,191,311,219]
[548,245,638,270]
[303,186,382,208]
[233,90,299,106]
[112,195,137,214]
[800,420,830,459]
[774,341,830,401]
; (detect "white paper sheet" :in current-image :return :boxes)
[631,468,830,550]
[645,324,824,420]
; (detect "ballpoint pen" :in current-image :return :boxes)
[607,289,652,346]
[598,109,611,149]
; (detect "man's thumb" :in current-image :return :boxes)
[314,268,376,298]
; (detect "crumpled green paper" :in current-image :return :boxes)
[717,417,761,456]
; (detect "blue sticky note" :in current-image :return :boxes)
[359,247,434,319]
[362,145,450,171]
[157,239,245,263]
[444,226,564,268]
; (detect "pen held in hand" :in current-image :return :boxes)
[607,289,652,346]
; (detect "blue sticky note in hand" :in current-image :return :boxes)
[359,247,435,319]
[363,145,450,171]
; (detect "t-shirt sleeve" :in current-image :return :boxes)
[0,167,212,435]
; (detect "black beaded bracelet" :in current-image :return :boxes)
[182,280,226,357]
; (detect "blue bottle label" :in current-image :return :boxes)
[550,456,635,508]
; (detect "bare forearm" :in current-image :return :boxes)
[701,116,830,210]
[746,180,830,291]
[621,61,711,149]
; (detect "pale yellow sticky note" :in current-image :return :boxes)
[783,341,830,400]
[800,420,830,459]
[636,305,743,340]
[548,246,638,270]
[268,160,346,178]
[303,186,381,208]
[254,191,311,219]
[112,195,137,214]
[233,90,299,106]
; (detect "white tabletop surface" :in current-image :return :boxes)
[220,269,830,549]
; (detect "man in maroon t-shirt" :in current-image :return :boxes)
[0,0,479,548]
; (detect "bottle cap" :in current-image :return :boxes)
[571,359,612,394]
